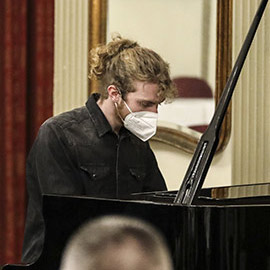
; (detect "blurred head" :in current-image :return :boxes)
[89,34,176,102]
[60,215,173,270]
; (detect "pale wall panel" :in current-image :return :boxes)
[54,0,89,115]
[107,0,217,91]
[232,0,270,184]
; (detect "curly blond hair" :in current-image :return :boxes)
[89,34,176,100]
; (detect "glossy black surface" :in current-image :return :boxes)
[2,193,270,270]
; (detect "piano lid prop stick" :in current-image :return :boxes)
[174,0,269,205]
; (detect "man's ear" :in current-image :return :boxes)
[107,85,121,103]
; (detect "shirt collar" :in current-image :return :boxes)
[85,93,113,137]
[85,93,130,139]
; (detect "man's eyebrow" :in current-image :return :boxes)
[141,99,161,103]
[140,100,157,106]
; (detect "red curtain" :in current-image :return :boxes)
[0,0,54,264]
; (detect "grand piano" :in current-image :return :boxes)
[2,0,269,269]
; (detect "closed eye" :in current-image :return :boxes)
[140,101,156,108]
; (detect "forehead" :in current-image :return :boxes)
[127,81,163,103]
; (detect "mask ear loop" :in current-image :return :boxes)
[117,90,133,114]
[122,100,133,114]
[112,86,133,116]
[114,102,125,122]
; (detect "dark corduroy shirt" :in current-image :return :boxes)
[22,94,167,263]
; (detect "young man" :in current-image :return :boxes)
[60,215,173,270]
[22,35,176,263]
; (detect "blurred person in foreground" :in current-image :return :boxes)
[60,215,173,270]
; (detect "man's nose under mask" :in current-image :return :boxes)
[116,100,158,142]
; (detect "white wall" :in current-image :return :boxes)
[107,0,217,90]
[54,0,89,115]
[150,140,232,191]
[232,0,270,185]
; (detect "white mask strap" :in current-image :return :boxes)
[114,102,125,122]
[123,100,133,114]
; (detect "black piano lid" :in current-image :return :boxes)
[174,0,269,206]
[28,194,270,270]
[2,188,270,270]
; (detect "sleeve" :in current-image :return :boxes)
[143,143,167,192]
[22,121,84,263]
[27,121,84,195]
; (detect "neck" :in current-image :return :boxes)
[97,97,123,134]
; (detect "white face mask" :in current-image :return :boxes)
[117,101,158,142]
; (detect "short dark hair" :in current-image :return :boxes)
[60,215,173,270]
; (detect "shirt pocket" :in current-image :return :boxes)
[79,164,112,196]
[80,165,110,182]
[128,167,146,192]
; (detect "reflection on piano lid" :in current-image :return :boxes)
[211,182,270,199]
[130,182,270,206]
[137,182,270,201]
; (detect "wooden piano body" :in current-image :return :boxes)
[2,183,270,270]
